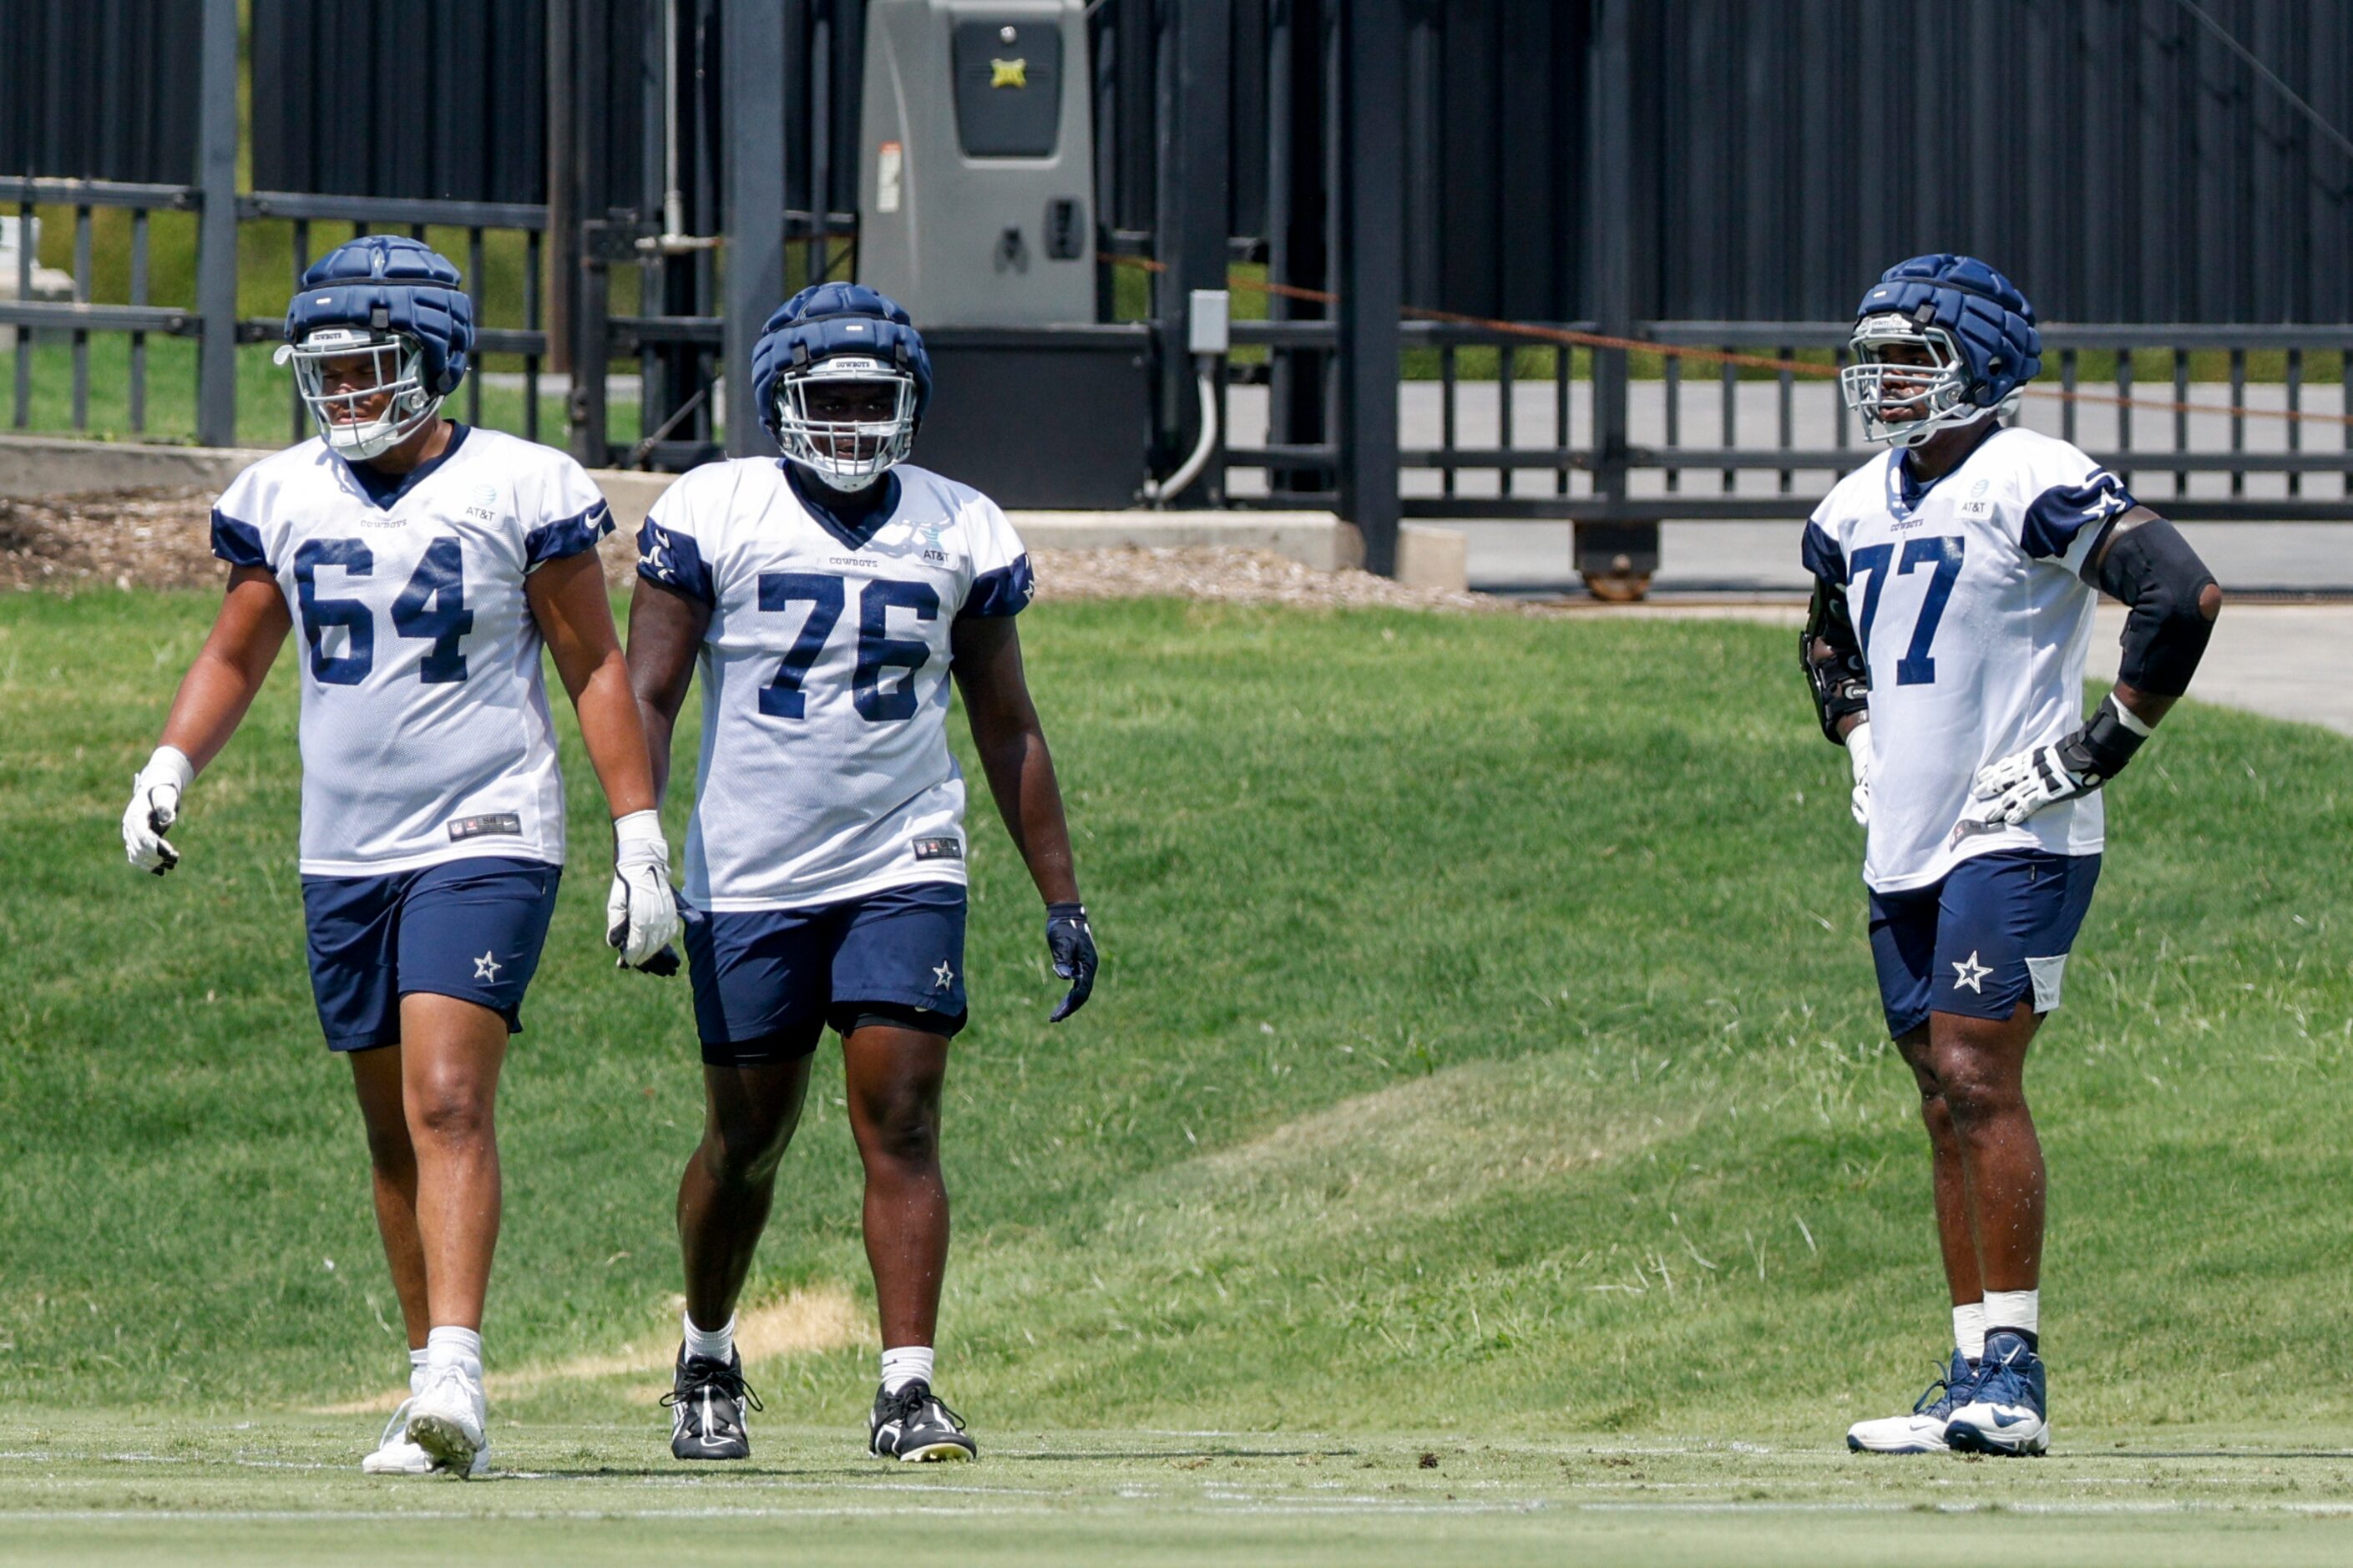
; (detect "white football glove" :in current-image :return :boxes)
[1844,720,1874,827]
[606,809,681,973]
[122,746,195,875]
[1970,740,2099,827]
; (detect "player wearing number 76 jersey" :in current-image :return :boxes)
[119,237,680,1480]
[1800,255,2220,1459]
[627,283,1097,1467]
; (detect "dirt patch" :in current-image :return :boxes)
[2,485,1516,611]
[1,488,222,592]
[315,1281,867,1414]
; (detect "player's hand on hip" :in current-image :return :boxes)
[1845,719,1874,827]
[122,746,195,876]
[607,809,682,974]
[1971,738,2099,827]
[1045,902,1096,1023]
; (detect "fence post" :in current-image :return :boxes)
[195,0,240,449]
[1153,0,1231,503]
[1336,0,1403,575]
[1577,0,1655,594]
[723,0,788,458]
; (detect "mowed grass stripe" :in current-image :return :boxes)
[0,591,2348,1446]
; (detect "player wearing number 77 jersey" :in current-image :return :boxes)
[118,237,681,1479]
[1800,255,2220,1459]
[627,283,1098,1466]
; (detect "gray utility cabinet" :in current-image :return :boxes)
[858,0,1096,327]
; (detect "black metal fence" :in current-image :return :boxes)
[7,0,2353,570]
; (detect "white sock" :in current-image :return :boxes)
[682,1312,736,1364]
[407,1347,430,1395]
[1951,1302,1986,1363]
[425,1325,483,1378]
[880,1345,935,1395]
[1982,1288,2039,1341]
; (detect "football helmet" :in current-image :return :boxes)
[751,282,933,491]
[1840,254,2040,448]
[276,236,473,461]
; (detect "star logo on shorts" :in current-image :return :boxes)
[932,960,954,990]
[474,950,503,982]
[1951,950,1991,993]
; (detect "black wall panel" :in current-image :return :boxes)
[0,0,202,183]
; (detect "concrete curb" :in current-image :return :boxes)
[0,432,1471,591]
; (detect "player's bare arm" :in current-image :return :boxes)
[528,550,681,970]
[951,614,1097,1021]
[621,575,711,807]
[123,565,293,873]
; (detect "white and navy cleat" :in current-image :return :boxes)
[1846,1350,1979,1454]
[1944,1330,2049,1456]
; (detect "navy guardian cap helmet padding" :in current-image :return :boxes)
[277,236,474,461]
[1841,254,2042,448]
[284,235,474,396]
[752,282,934,489]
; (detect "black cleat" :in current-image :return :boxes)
[663,1348,762,1460]
[868,1379,977,1462]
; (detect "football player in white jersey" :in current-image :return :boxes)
[1802,255,2220,1457]
[626,284,1096,1464]
[119,237,681,1477]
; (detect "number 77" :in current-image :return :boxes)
[1850,534,1965,687]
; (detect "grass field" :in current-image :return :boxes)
[3,589,2352,1560]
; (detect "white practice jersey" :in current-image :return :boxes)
[210,427,613,875]
[1803,426,2132,893]
[636,460,1034,911]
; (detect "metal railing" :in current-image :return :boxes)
[1217,320,2353,524]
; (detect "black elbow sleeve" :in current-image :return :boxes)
[1801,576,1870,743]
[2093,518,2218,698]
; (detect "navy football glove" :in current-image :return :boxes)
[1045,902,1096,1023]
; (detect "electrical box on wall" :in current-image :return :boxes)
[858,0,1096,327]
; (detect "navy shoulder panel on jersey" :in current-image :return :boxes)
[2020,468,2133,560]
[960,554,1035,620]
[210,509,271,569]
[1801,519,1847,584]
[635,516,716,604]
[526,500,614,566]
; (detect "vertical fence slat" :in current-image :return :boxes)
[467,227,485,427]
[2285,347,2301,498]
[1775,345,1793,494]
[1555,345,1570,496]
[13,202,30,428]
[1497,336,1515,499]
[1662,355,1679,493]
[2060,347,2077,443]
[71,205,90,430]
[525,229,542,445]
[1440,342,1456,498]
[2173,349,2189,497]
[291,220,312,442]
[129,209,149,433]
[2227,346,2245,498]
[2116,352,2134,494]
[1719,354,1736,493]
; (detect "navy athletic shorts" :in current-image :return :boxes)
[1867,848,2101,1040]
[300,856,563,1052]
[681,881,969,1065]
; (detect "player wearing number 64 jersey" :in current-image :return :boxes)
[627,283,1097,1466]
[119,237,680,1480]
[1801,255,2220,1459]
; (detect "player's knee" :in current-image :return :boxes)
[702,1115,795,1187]
[1934,1060,2022,1132]
[858,1099,940,1170]
[407,1077,494,1146]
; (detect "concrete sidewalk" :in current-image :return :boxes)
[2088,603,2352,737]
